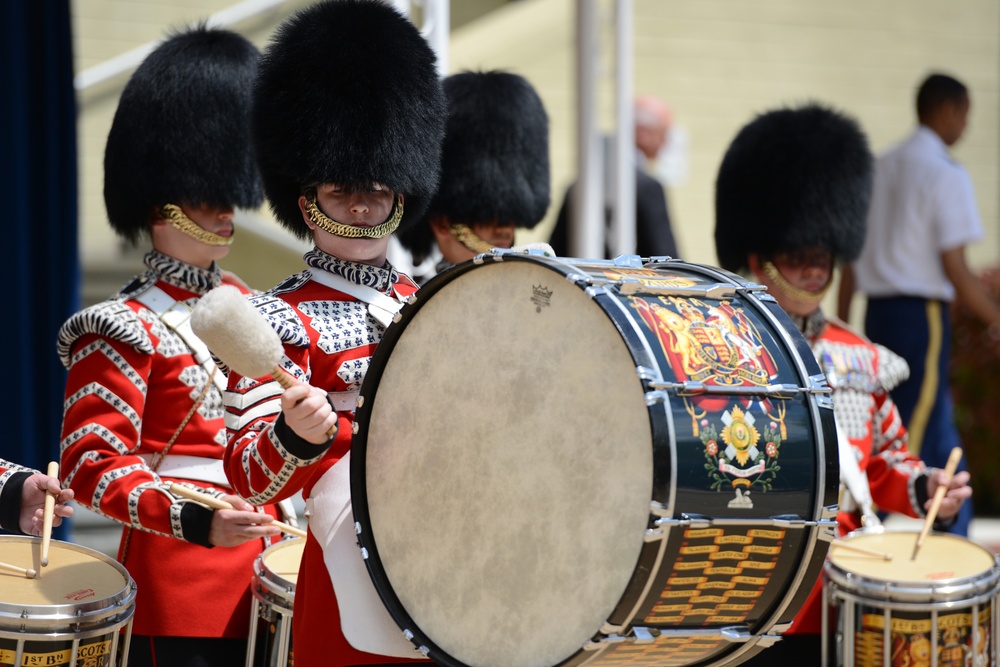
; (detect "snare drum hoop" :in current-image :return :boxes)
[251,538,302,616]
[825,530,1000,608]
[0,536,137,639]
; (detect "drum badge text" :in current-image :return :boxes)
[530,284,553,313]
[631,295,787,508]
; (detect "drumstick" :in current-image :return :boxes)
[911,446,963,561]
[829,540,893,560]
[0,560,37,578]
[168,483,307,539]
[40,461,59,567]
[191,286,336,436]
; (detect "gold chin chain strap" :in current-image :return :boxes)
[761,260,831,304]
[161,204,234,246]
[305,194,404,239]
[450,223,495,254]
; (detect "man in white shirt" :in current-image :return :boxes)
[839,72,1000,536]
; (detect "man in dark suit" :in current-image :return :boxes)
[549,94,679,259]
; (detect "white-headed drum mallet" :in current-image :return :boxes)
[191,285,336,437]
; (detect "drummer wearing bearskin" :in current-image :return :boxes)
[217,1,444,665]
[56,26,282,667]
[713,103,973,664]
[395,69,551,283]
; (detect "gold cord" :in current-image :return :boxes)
[305,194,403,239]
[120,367,215,565]
[761,261,831,305]
[160,204,234,246]
[449,223,495,254]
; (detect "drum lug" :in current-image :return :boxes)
[635,366,660,382]
[644,390,668,406]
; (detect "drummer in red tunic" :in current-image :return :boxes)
[57,26,281,667]
[219,2,445,665]
[713,103,973,664]
[0,459,73,535]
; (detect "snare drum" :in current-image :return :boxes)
[824,530,1000,667]
[246,538,303,667]
[0,536,136,667]
[351,253,839,667]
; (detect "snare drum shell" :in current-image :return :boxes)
[0,536,136,667]
[353,254,838,667]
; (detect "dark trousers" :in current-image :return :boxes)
[865,295,972,536]
[128,635,247,667]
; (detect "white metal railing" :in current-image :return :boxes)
[75,0,450,93]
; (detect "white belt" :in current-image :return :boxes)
[140,454,230,488]
[305,268,406,328]
[134,286,227,393]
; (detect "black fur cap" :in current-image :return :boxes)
[397,70,551,259]
[714,103,873,274]
[252,0,447,239]
[103,25,263,244]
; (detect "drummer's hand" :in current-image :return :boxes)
[280,382,337,445]
[208,494,280,547]
[21,473,74,536]
[925,470,973,520]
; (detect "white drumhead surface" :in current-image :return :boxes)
[831,532,996,583]
[365,260,653,667]
[0,539,127,606]
[262,539,304,585]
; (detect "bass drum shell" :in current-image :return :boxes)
[352,254,838,667]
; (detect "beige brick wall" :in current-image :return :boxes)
[74,0,1000,321]
[448,0,999,324]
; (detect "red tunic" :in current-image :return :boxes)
[58,252,278,639]
[223,251,424,667]
[787,313,928,636]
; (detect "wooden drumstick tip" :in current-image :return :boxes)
[40,460,59,568]
[0,560,37,578]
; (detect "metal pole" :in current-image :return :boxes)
[610,0,635,257]
[571,0,604,259]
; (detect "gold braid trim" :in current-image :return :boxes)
[161,204,234,246]
[450,223,495,254]
[761,261,831,305]
[305,194,403,239]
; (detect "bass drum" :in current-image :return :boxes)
[352,253,839,667]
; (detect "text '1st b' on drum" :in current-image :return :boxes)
[351,252,841,667]
[0,536,136,667]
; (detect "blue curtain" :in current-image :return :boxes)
[0,0,79,525]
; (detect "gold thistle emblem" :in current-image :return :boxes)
[721,406,759,466]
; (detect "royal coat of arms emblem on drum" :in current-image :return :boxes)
[631,291,787,509]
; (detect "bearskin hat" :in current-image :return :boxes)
[103,25,263,244]
[397,70,551,260]
[714,103,873,274]
[252,0,446,239]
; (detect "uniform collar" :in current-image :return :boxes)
[788,308,827,341]
[304,247,399,294]
[144,250,221,295]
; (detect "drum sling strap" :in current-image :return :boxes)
[307,454,423,659]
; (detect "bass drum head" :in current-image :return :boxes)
[355,258,653,667]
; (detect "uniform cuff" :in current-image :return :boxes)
[180,502,215,548]
[0,472,31,534]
